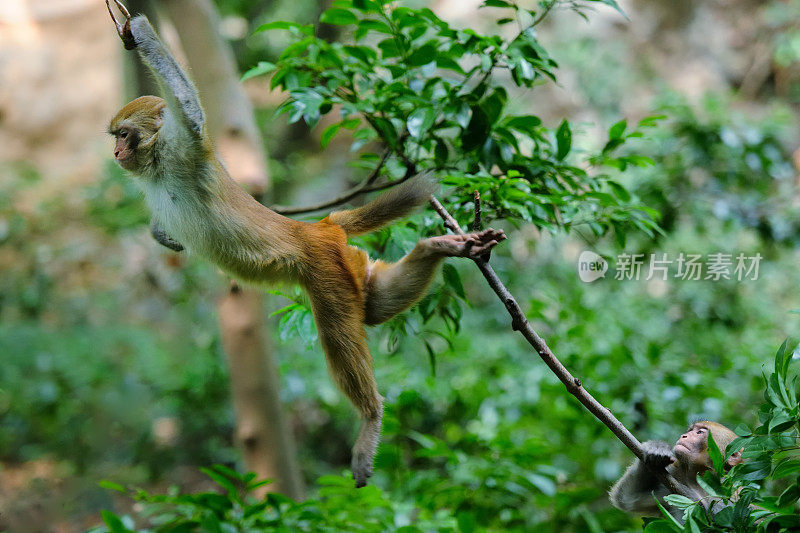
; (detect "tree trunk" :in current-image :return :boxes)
[218,285,304,498]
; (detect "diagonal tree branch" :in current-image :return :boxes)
[428,194,690,499]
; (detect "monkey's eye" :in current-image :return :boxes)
[120,130,128,139]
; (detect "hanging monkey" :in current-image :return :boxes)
[609,421,743,520]
[105,0,506,487]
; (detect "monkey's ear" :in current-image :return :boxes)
[153,100,166,127]
[725,450,743,470]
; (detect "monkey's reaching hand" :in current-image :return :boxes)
[105,0,505,487]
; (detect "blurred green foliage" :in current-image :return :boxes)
[90,343,800,532]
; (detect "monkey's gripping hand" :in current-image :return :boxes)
[642,440,675,470]
[106,0,136,50]
[609,440,674,514]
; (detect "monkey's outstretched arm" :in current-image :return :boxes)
[107,0,205,136]
[609,440,674,514]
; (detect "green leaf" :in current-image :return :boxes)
[772,459,800,479]
[481,88,507,125]
[637,114,667,127]
[442,264,466,298]
[320,8,358,25]
[378,38,402,58]
[706,430,724,474]
[436,54,465,74]
[555,120,571,160]
[775,338,790,378]
[654,498,685,530]
[739,459,772,481]
[607,180,631,202]
[101,510,133,533]
[434,139,449,165]
[99,480,126,492]
[602,138,625,155]
[514,58,536,81]
[343,45,377,64]
[200,466,240,500]
[525,473,556,496]
[505,115,542,133]
[643,521,682,533]
[777,483,800,507]
[663,494,694,509]
[608,119,627,139]
[454,103,472,129]
[357,19,393,35]
[483,0,514,7]
[352,0,380,11]
[371,117,399,147]
[408,43,438,66]
[732,489,755,525]
[768,412,796,433]
[407,107,436,138]
[462,107,490,151]
[588,0,627,18]
[253,21,314,35]
[241,61,277,81]
[317,475,352,486]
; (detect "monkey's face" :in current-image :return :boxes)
[112,126,142,170]
[673,423,710,467]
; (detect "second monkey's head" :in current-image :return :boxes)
[673,420,743,474]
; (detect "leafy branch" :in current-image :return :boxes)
[249,0,660,241]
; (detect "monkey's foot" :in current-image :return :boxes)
[352,451,373,488]
[352,405,382,488]
[424,228,506,258]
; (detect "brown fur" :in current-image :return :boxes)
[109,95,165,133]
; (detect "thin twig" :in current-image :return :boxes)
[272,149,392,215]
[428,194,689,498]
[531,0,557,27]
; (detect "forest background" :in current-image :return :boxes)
[1,0,800,531]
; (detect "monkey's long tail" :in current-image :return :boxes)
[326,173,436,236]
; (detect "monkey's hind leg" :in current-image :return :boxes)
[307,282,383,488]
[364,228,506,325]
